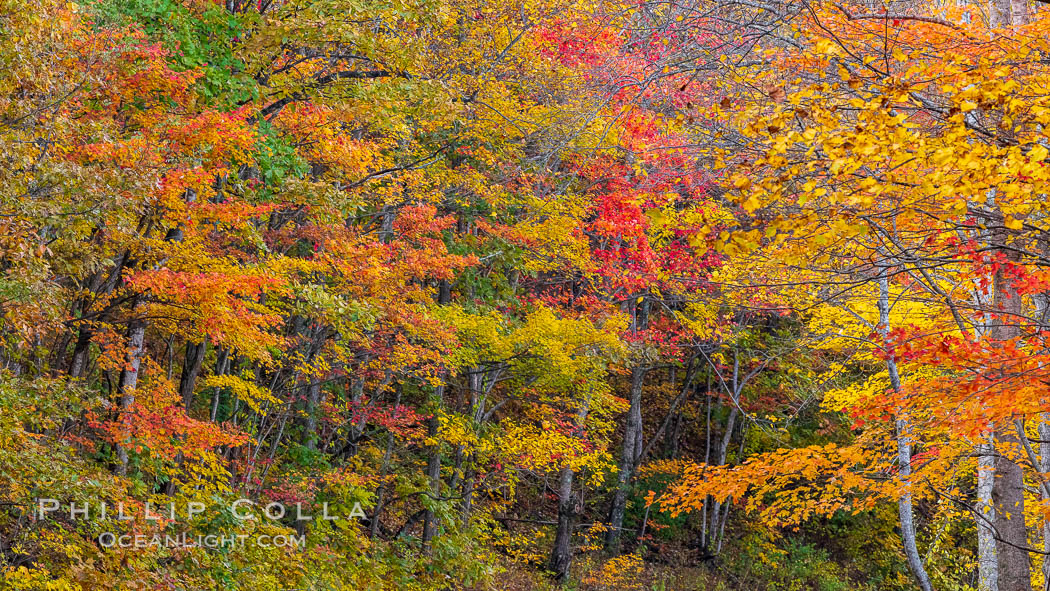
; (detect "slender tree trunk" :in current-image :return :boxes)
[117,316,145,389]
[297,322,327,451]
[113,198,190,476]
[709,422,745,554]
[665,407,682,459]
[895,420,932,591]
[460,453,476,524]
[70,252,131,378]
[605,364,647,553]
[178,337,208,411]
[549,396,591,581]
[701,383,711,549]
[369,390,401,539]
[709,404,738,550]
[421,415,442,547]
[421,384,444,549]
[422,281,452,548]
[978,435,1000,591]
[369,433,396,539]
[210,348,231,422]
[69,328,93,379]
[454,370,483,525]
[115,300,146,476]
[550,465,576,582]
[715,496,731,554]
[640,361,696,464]
[878,273,934,591]
[972,220,999,591]
[1034,297,1050,588]
[449,444,465,500]
[304,379,321,451]
[1040,416,1050,587]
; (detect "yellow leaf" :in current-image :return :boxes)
[1030,144,1049,163]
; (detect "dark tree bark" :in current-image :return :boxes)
[178,337,208,411]
[549,465,576,582]
[422,280,452,549]
[369,389,401,539]
[70,251,132,378]
[304,379,322,451]
[605,364,647,553]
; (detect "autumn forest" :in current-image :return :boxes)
[4,0,1050,589]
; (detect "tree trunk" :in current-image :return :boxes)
[369,389,401,539]
[1040,416,1050,586]
[69,328,93,379]
[990,0,1029,27]
[460,453,476,524]
[178,337,208,411]
[709,404,738,550]
[549,393,592,581]
[421,384,444,549]
[993,428,1031,591]
[298,322,327,451]
[990,0,1011,27]
[422,281,451,548]
[117,319,145,393]
[455,370,483,525]
[210,348,231,422]
[304,379,321,451]
[878,273,934,591]
[115,301,146,476]
[1011,0,1030,25]
[70,252,132,378]
[605,364,646,553]
[701,383,712,549]
[895,421,932,591]
[991,255,1031,591]
[979,0,1031,574]
[549,465,576,582]
[978,435,1000,591]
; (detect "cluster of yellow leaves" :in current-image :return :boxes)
[581,552,645,590]
[199,374,281,414]
[500,420,617,483]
